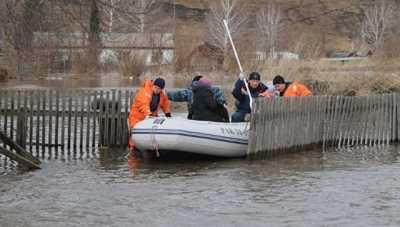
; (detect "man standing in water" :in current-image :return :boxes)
[128,77,172,149]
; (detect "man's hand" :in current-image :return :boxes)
[149,112,158,117]
[259,91,274,98]
[241,87,248,95]
[239,72,245,80]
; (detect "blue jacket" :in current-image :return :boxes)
[232,79,269,113]
[167,86,226,117]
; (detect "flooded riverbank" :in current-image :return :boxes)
[1,146,400,227]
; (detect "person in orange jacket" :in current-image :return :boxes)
[128,78,171,149]
[272,75,313,97]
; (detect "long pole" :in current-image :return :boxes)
[223,20,253,109]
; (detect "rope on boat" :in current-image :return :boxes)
[150,124,160,157]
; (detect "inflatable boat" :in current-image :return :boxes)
[131,117,249,157]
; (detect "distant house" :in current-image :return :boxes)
[32,32,175,70]
[188,42,224,72]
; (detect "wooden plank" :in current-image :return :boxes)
[3,90,8,136]
[22,90,28,149]
[35,91,40,152]
[73,91,78,151]
[55,90,60,149]
[123,90,130,146]
[85,90,91,148]
[391,93,397,142]
[116,90,122,146]
[41,91,46,152]
[92,90,98,148]
[98,90,105,147]
[61,90,66,150]
[0,130,41,165]
[48,90,53,149]
[0,146,40,170]
[67,91,72,149]
[29,90,34,150]
[110,90,116,146]
[79,90,84,150]
[104,91,110,147]
[10,90,15,141]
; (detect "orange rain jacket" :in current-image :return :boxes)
[128,80,170,129]
[283,81,313,97]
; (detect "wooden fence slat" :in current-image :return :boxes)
[48,90,53,150]
[104,91,110,147]
[29,90,34,150]
[85,91,91,149]
[110,90,116,146]
[79,91,84,150]
[73,92,78,151]
[67,91,72,150]
[92,90,98,148]
[10,90,15,141]
[61,90,66,151]
[99,90,105,147]
[55,90,60,149]
[116,90,122,146]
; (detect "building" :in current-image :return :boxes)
[32,32,175,71]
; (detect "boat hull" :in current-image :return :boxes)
[131,117,249,157]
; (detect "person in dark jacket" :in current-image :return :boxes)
[191,77,227,122]
[231,72,272,122]
[167,75,226,119]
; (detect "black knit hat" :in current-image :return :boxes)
[192,75,203,82]
[273,75,285,85]
[153,78,165,89]
[248,72,261,81]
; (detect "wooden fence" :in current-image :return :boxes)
[0,89,135,159]
[248,93,399,158]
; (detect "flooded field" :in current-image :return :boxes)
[1,145,400,227]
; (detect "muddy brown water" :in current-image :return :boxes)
[1,80,400,226]
[1,145,400,227]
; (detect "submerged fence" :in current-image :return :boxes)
[248,93,399,158]
[0,89,135,159]
[2,88,400,162]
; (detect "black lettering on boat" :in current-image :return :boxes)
[153,118,165,125]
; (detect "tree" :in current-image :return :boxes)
[206,0,248,67]
[361,0,396,51]
[256,1,282,60]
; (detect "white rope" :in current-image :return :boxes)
[150,124,160,157]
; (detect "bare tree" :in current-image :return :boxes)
[256,1,282,60]
[361,0,396,51]
[134,0,156,33]
[103,0,121,32]
[206,0,248,56]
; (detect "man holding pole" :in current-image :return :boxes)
[231,72,272,122]
[223,20,273,122]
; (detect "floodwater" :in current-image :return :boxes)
[1,79,400,226]
[1,145,400,227]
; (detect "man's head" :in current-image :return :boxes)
[248,72,261,89]
[273,75,286,92]
[153,78,165,94]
